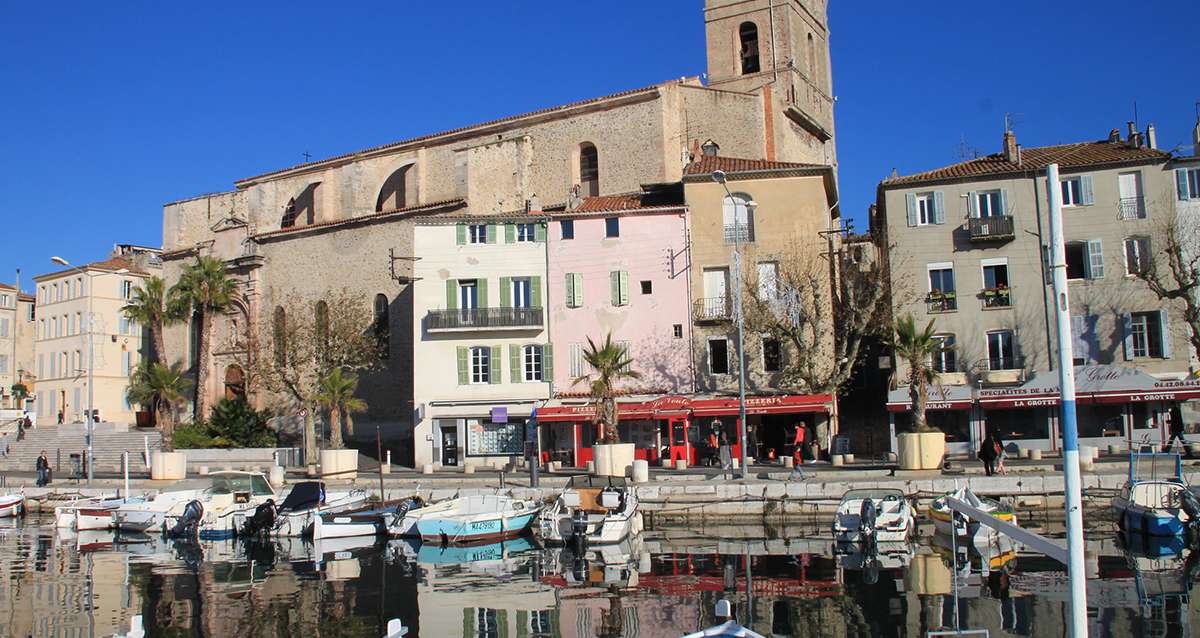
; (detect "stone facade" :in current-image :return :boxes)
[0,283,34,409]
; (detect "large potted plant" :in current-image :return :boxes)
[575,334,641,477]
[127,362,192,480]
[891,314,946,470]
[315,368,367,480]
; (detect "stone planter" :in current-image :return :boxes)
[320,449,359,481]
[897,431,946,470]
[593,443,635,477]
[151,451,187,480]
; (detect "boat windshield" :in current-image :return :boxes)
[841,489,904,502]
[208,473,273,496]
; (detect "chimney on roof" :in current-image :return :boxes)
[1127,121,1137,141]
[1108,128,1121,143]
[1145,123,1157,150]
[525,195,541,214]
[701,139,720,157]
[1003,129,1018,163]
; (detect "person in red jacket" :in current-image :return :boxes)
[792,423,807,465]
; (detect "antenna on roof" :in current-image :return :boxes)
[1132,100,1138,130]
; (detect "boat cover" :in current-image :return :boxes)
[279,482,325,512]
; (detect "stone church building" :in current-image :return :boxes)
[159,0,838,464]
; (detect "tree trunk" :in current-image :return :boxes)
[604,397,619,443]
[195,311,211,422]
[159,398,175,453]
[910,369,929,432]
[150,320,166,366]
[345,412,355,440]
[329,406,343,449]
[304,406,318,476]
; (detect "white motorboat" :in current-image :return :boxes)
[56,495,145,530]
[409,494,542,544]
[115,471,274,533]
[929,485,1016,542]
[0,493,25,518]
[237,481,368,538]
[831,488,914,543]
[539,475,642,545]
[313,498,423,540]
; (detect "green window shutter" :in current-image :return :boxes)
[543,343,553,381]
[565,273,577,308]
[610,271,620,306]
[1178,169,1191,201]
[455,223,466,245]
[535,223,547,242]
[905,193,918,226]
[487,224,498,244]
[509,344,521,382]
[505,223,515,244]
[531,275,542,307]
[457,346,468,385]
[478,278,489,308]
[933,191,945,224]
[489,345,502,384]
[499,277,512,308]
[445,279,457,310]
[618,271,630,306]
[572,273,584,307]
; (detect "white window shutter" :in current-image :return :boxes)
[1122,312,1134,360]
[1070,315,1085,361]
[999,189,1009,216]
[1080,176,1094,205]
[1178,169,1191,201]
[933,191,946,224]
[905,193,917,227]
[967,191,978,218]
[1159,309,1172,359]
[1086,239,1104,279]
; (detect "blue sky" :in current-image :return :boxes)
[1,1,1197,285]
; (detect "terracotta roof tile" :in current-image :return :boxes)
[35,257,147,282]
[883,140,1170,186]
[683,155,827,176]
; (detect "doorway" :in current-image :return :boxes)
[441,426,459,466]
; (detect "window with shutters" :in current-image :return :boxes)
[709,338,730,375]
[580,143,600,197]
[511,277,532,308]
[915,193,935,226]
[673,324,683,338]
[560,219,574,239]
[975,190,1003,218]
[926,264,956,312]
[0,318,7,338]
[605,216,619,238]
[515,223,536,242]
[468,224,488,244]
[932,334,956,373]
[523,345,543,382]
[723,193,755,242]
[610,271,630,306]
[1061,177,1082,206]
[1124,237,1151,276]
[762,337,782,372]
[1130,312,1164,358]
[459,280,479,310]
[1177,168,1200,200]
[1065,242,1087,279]
[470,347,490,384]
[569,342,586,378]
[0,294,9,308]
[738,22,760,74]
[565,273,583,308]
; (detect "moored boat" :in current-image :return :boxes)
[115,471,271,533]
[1111,452,1199,538]
[538,475,641,546]
[313,498,423,540]
[410,494,541,544]
[831,488,914,543]
[238,481,368,538]
[928,485,1016,542]
[0,493,25,518]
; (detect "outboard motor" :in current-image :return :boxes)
[858,498,878,540]
[241,499,278,538]
[168,500,205,539]
[1179,489,1200,542]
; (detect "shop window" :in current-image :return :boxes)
[1075,403,1125,439]
[984,406,1051,440]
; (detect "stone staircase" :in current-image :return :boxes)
[0,423,161,474]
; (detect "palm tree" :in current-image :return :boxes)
[10,383,28,411]
[890,313,942,433]
[169,256,236,421]
[573,334,641,444]
[315,368,367,450]
[122,276,175,365]
[127,362,192,452]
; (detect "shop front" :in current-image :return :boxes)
[886,385,977,456]
[429,404,534,469]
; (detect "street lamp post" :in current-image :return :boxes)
[50,257,127,485]
[710,170,755,479]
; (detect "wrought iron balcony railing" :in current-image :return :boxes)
[1118,197,1146,220]
[968,215,1014,241]
[926,292,957,313]
[425,307,543,331]
[693,297,732,322]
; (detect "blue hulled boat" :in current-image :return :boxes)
[1111,452,1200,538]
[410,494,541,544]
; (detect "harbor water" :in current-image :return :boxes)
[0,513,1196,637]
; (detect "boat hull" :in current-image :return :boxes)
[417,511,537,543]
[1113,498,1186,537]
[0,496,24,518]
[76,508,117,531]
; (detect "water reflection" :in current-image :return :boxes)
[0,516,1195,637]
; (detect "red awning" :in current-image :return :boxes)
[536,403,652,422]
[537,394,831,421]
[979,395,1060,409]
[691,394,832,416]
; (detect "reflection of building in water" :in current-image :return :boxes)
[416,559,558,637]
[0,548,142,637]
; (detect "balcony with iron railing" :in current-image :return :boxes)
[981,286,1012,309]
[1118,196,1146,220]
[723,223,755,243]
[693,297,732,322]
[968,215,1014,242]
[425,307,543,332]
[926,291,957,313]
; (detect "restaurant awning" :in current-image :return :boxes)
[690,394,832,416]
[886,384,973,412]
[535,393,832,421]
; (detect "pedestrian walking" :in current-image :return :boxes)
[978,433,997,476]
[994,433,1007,475]
[1165,406,1189,455]
[787,447,808,480]
[718,428,732,471]
[35,451,51,487]
[16,419,25,442]
[57,411,64,425]
[792,423,807,465]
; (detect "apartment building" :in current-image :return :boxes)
[877,125,1199,454]
[31,247,160,426]
[0,282,35,410]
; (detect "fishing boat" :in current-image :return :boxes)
[831,488,914,543]
[1112,452,1200,538]
[0,493,24,518]
[238,481,368,538]
[538,475,641,545]
[312,498,423,540]
[410,494,541,544]
[115,471,273,533]
[928,485,1016,542]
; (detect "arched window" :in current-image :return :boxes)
[280,183,320,228]
[315,300,329,359]
[374,293,389,359]
[579,143,599,197]
[272,307,287,367]
[376,165,413,212]
[281,198,299,228]
[739,22,760,75]
[806,33,816,77]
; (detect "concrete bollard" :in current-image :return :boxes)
[586,461,595,474]
[463,465,475,474]
[1107,444,1121,455]
[547,461,559,472]
[832,454,844,467]
[381,451,391,475]
[1029,449,1043,461]
[1020,448,1031,459]
[198,465,209,476]
[1080,456,1094,471]
[782,456,794,468]
[674,459,688,471]
[731,458,740,470]
[886,452,898,463]
[1190,443,1200,457]
[422,464,434,475]
[844,453,855,464]
[631,460,649,484]
[269,465,285,488]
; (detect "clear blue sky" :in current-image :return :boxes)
[2,1,1197,286]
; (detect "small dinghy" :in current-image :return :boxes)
[410,494,541,544]
[0,493,25,518]
[929,485,1016,542]
[1112,452,1200,538]
[538,475,641,546]
[313,498,424,540]
[831,488,914,543]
